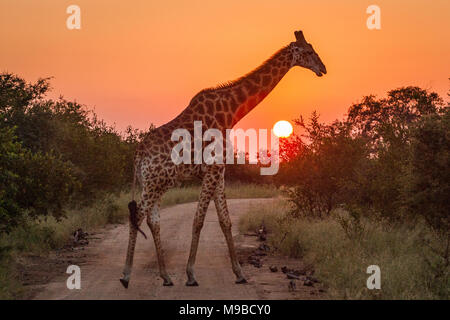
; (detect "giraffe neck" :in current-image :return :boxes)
[179,45,294,131]
[224,45,293,127]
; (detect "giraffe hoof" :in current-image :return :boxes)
[185,280,199,286]
[235,277,248,284]
[163,280,174,286]
[120,278,129,289]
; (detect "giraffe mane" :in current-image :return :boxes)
[198,45,289,94]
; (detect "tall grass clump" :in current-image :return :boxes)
[239,200,449,300]
[226,182,280,199]
[238,200,289,234]
[0,193,130,255]
[161,186,202,207]
[0,253,23,299]
[0,192,130,299]
[162,183,279,208]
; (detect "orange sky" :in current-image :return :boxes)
[1,0,449,133]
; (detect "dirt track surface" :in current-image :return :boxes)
[34,199,323,300]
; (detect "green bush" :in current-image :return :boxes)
[0,125,77,235]
[0,73,141,206]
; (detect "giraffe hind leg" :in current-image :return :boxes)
[146,200,173,286]
[185,168,218,286]
[120,200,146,288]
[214,181,247,284]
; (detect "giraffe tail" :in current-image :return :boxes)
[128,200,147,239]
[128,159,147,239]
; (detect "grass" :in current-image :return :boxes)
[161,182,279,207]
[0,193,130,299]
[0,182,277,299]
[239,200,449,300]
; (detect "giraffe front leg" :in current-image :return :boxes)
[185,174,216,286]
[146,203,173,286]
[120,202,145,288]
[214,187,247,284]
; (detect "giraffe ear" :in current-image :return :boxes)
[294,30,306,43]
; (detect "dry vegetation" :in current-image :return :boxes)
[239,200,449,300]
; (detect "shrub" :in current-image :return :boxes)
[0,125,77,235]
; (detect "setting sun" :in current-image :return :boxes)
[273,120,293,138]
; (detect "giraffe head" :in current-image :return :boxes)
[290,30,327,77]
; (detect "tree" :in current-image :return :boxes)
[279,113,368,218]
[0,125,77,235]
[345,87,445,220]
[279,86,447,221]
[0,73,143,202]
[403,108,449,234]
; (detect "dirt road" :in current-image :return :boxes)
[34,198,322,300]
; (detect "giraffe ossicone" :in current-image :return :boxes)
[120,30,327,288]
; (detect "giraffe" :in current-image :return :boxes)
[120,30,327,288]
